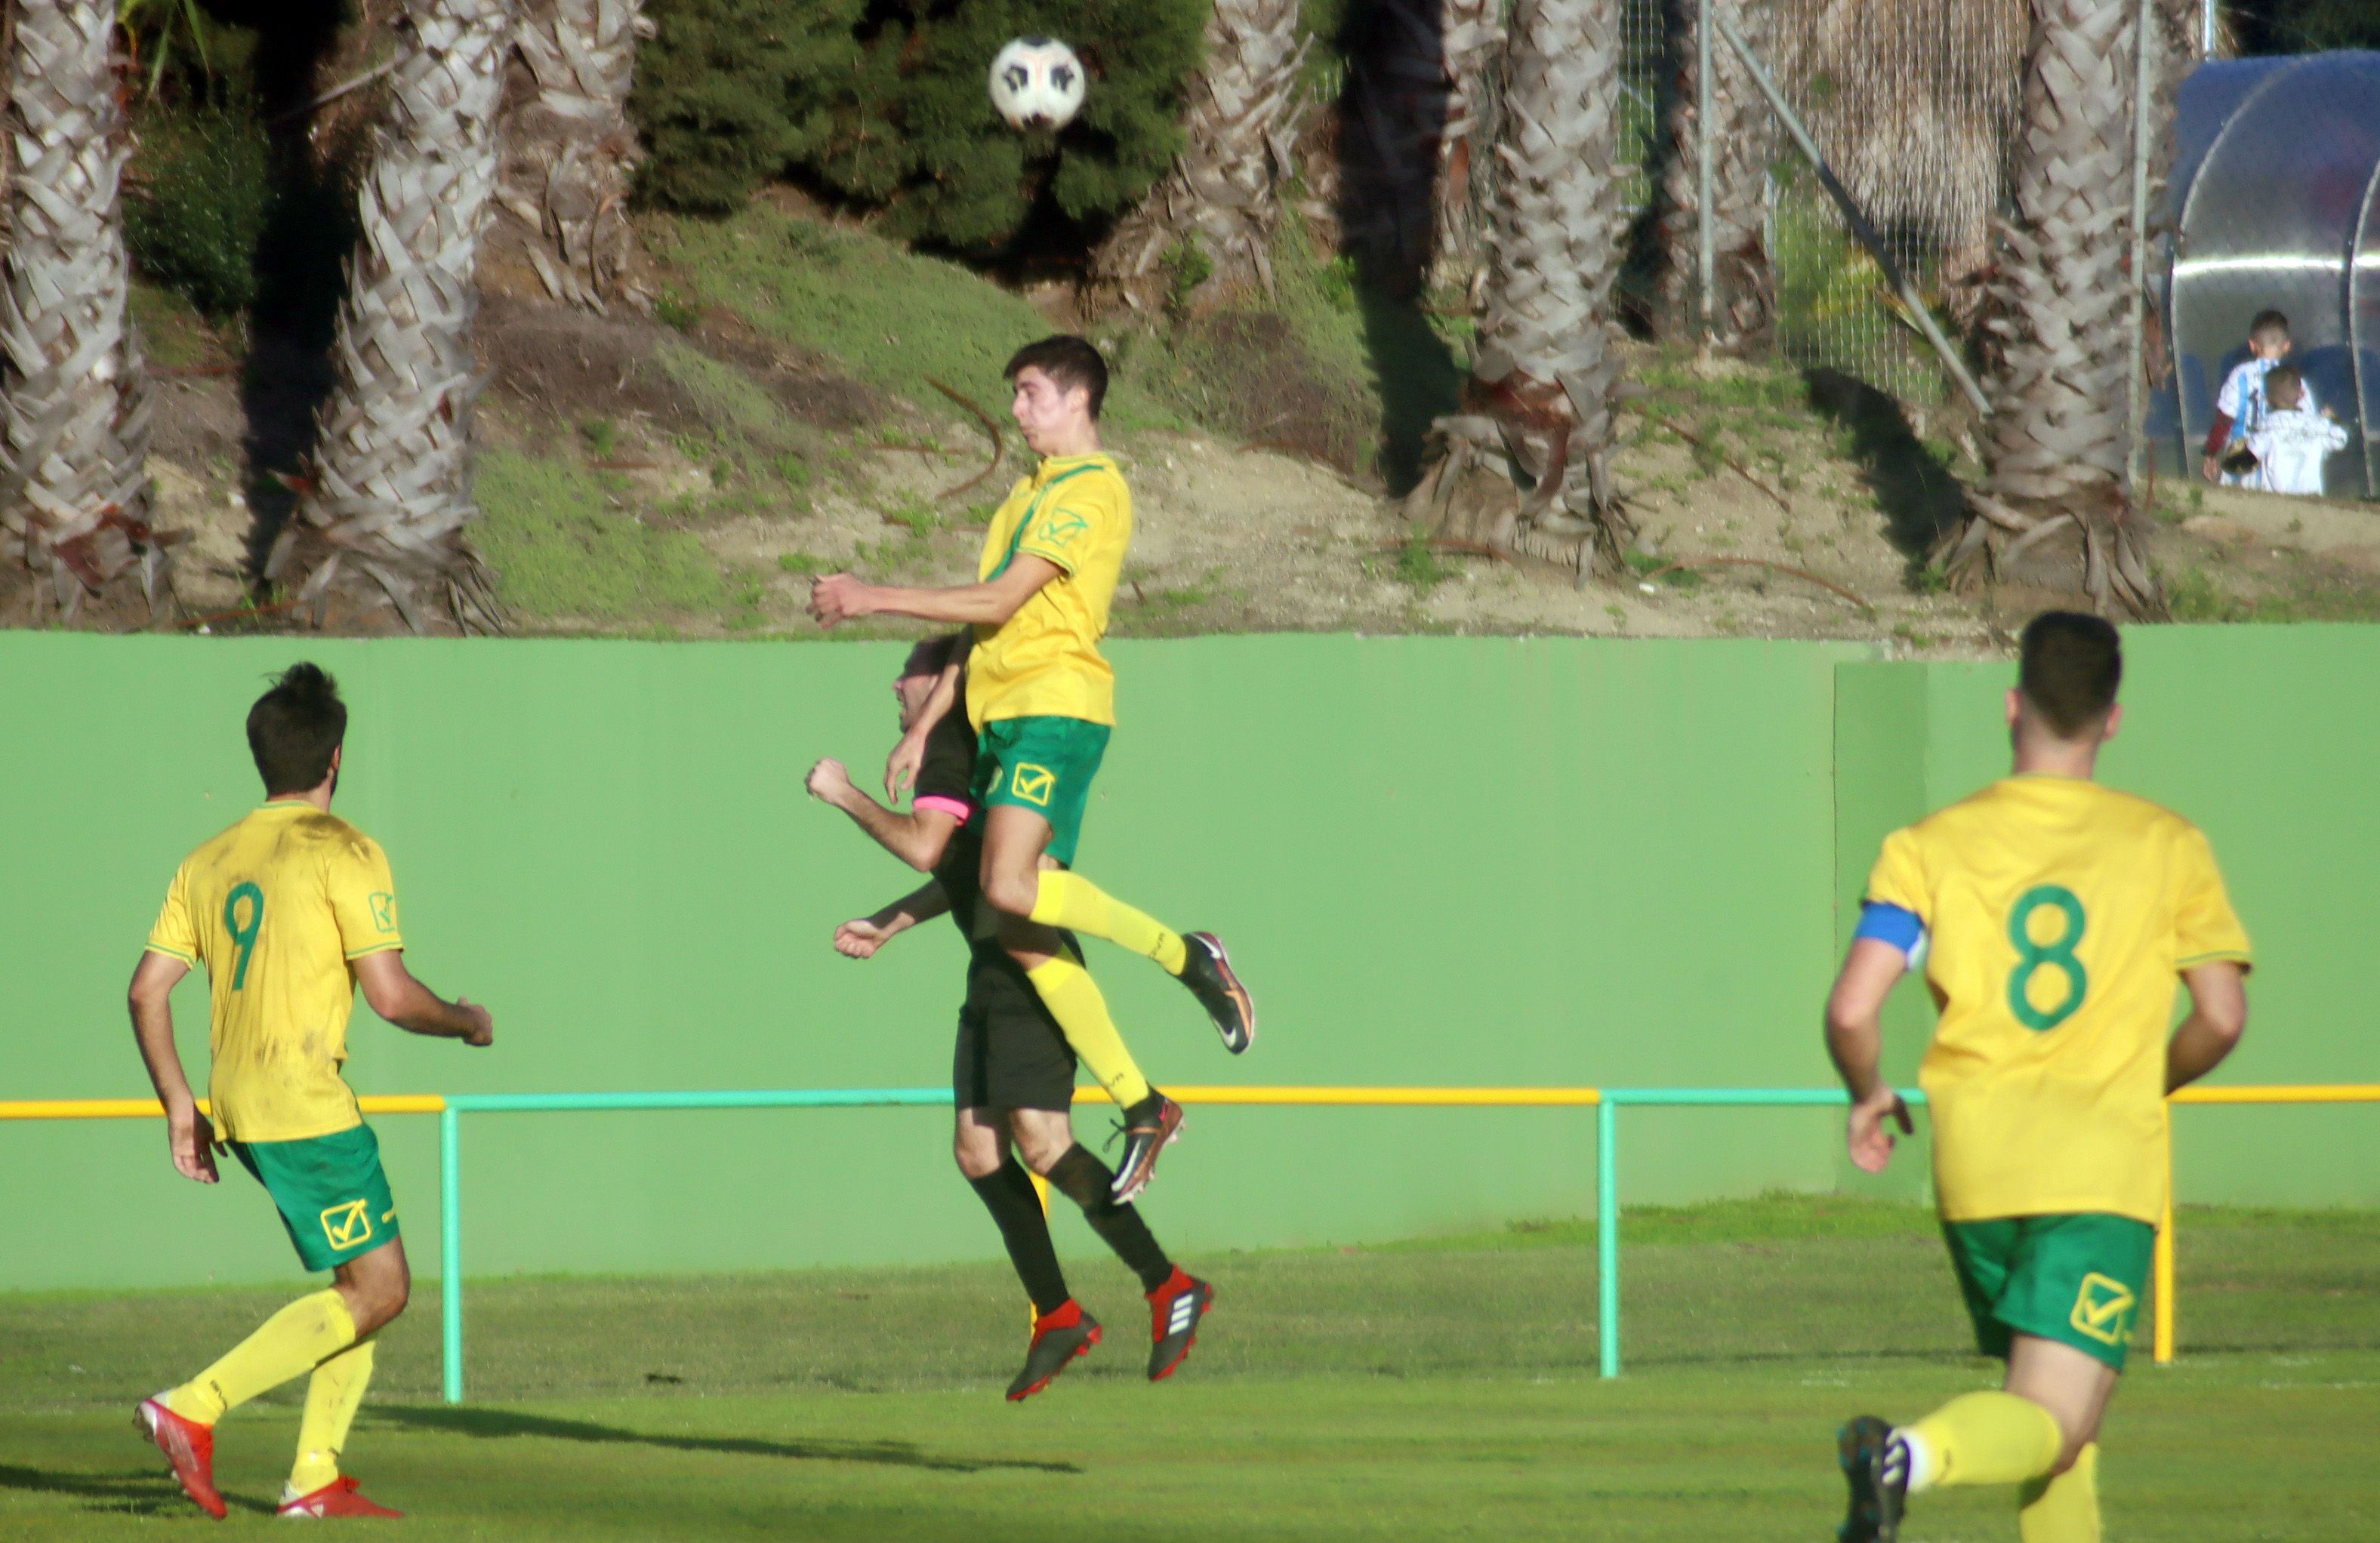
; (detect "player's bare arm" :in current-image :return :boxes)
[127,950,218,1184]
[2166,960,2249,1092]
[1824,937,1916,1174]
[352,952,494,1046]
[806,757,963,872]
[835,880,950,959]
[809,551,1062,630]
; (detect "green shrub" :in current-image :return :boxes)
[809,0,1204,253]
[126,109,270,316]
[632,0,860,214]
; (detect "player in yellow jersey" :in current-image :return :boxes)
[1820,613,2251,1543]
[810,335,1253,1201]
[127,664,494,1520]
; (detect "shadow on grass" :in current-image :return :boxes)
[371,1405,1081,1476]
[0,1462,257,1517]
[1802,367,1967,574]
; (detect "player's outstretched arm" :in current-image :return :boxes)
[809,555,1061,630]
[1824,938,1916,1174]
[806,757,962,872]
[835,881,950,959]
[127,950,218,1184]
[353,952,494,1047]
[2166,961,2248,1093]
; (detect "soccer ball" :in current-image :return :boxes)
[988,36,1086,132]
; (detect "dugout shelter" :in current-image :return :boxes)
[2150,50,2380,500]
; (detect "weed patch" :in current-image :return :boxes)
[476,449,726,621]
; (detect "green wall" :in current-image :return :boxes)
[5,627,2372,1292]
[0,633,1858,1290]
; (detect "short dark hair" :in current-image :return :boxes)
[2018,612,2122,738]
[2266,365,2303,411]
[899,632,963,681]
[1003,334,1108,420]
[2249,309,2290,347]
[247,663,347,795]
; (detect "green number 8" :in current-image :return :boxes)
[2006,885,2086,1031]
[224,882,264,990]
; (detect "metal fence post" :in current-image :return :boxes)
[440,1104,464,1405]
[1597,1097,1620,1378]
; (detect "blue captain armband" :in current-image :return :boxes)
[1854,901,1928,969]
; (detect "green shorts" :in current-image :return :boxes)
[232,1123,401,1272]
[972,716,1111,867]
[1941,1212,2155,1372]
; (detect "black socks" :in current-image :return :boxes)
[1046,1143,1174,1292]
[968,1160,1069,1315]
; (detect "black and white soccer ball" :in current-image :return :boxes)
[988,36,1086,131]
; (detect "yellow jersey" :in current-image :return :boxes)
[966,451,1130,728]
[1864,775,2251,1225]
[145,801,406,1143]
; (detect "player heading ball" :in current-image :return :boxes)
[810,335,1256,1203]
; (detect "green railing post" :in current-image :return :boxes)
[1596,1097,1619,1379]
[439,1104,463,1405]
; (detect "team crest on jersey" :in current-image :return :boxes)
[319,1200,374,1252]
[1037,510,1089,546]
[1009,764,1056,807]
[368,892,397,933]
[2069,1272,2135,1346]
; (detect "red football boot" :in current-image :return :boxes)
[1006,1300,1102,1402]
[1145,1267,1213,1381]
[277,1476,405,1518]
[137,1397,227,1520]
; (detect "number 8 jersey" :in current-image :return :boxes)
[146,802,406,1144]
[1861,775,2251,1225]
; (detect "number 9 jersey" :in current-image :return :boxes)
[145,802,406,1144]
[1861,775,2251,1226]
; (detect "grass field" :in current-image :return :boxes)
[5,1197,2374,1538]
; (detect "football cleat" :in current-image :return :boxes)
[137,1396,226,1520]
[1007,1302,1101,1403]
[278,1476,405,1518]
[1836,1415,1907,1543]
[1144,1268,1213,1381]
[1108,1094,1184,1203]
[1176,932,1255,1053]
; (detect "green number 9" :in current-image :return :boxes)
[224,883,264,990]
[2006,885,2086,1032]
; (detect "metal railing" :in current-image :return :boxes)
[5,1083,2372,1402]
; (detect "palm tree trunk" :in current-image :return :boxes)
[1941,0,2160,615]
[1660,0,1777,346]
[0,0,165,621]
[1096,0,1308,309]
[1429,0,1506,296]
[498,0,651,313]
[1410,0,1635,578]
[273,0,511,633]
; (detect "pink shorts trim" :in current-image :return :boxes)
[915,795,975,822]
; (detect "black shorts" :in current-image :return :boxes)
[952,947,1077,1112]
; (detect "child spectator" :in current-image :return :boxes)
[2243,366,2347,496]
[2202,310,2317,484]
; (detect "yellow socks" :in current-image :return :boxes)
[289,1340,376,1495]
[1029,871,1188,975]
[2019,1443,2100,1543]
[164,1289,358,1425]
[1025,956,1154,1107]
[1900,1391,2063,1491]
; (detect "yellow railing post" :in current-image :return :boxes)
[2153,1174,2176,1365]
